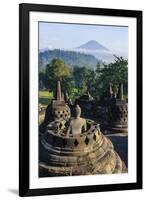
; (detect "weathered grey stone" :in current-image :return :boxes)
[108,83,128,134]
[39,81,127,177]
[67,105,87,136]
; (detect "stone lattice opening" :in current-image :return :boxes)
[74,139,79,147]
[85,137,89,145]
[93,134,96,141]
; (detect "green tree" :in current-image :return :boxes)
[45,58,71,91]
[95,56,128,98]
[39,71,47,89]
[73,66,88,94]
[73,66,96,96]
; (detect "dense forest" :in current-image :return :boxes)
[39,49,100,72]
[39,56,128,101]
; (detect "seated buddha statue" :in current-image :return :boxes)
[67,104,87,136]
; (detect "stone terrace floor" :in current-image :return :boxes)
[106,134,128,167]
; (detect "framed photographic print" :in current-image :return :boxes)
[19,3,142,197]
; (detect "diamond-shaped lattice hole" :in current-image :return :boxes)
[74,139,79,146]
[63,139,67,147]
[93,134,96,141]
[85,137,89,145]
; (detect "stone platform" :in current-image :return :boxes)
[39,120,126,177]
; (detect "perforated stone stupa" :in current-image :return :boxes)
[39,81,126,177]
[108,83,128,134]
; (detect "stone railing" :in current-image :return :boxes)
[43,120,102,150]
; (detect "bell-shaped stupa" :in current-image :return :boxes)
[39,81,126,177]
[108,83,128,134]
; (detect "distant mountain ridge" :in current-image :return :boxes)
[74,40,117,63]
[76,40,109,51]
[39,40,127,66]
[39,49,100,72]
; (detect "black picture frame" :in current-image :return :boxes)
[19,3,143,197]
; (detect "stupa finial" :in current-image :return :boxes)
[117,82,124,100]
[55,80,62,101]
[108,83,113,97]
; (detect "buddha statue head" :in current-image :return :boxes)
[75,104,81,118]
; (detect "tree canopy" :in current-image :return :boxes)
[95,56,128,97]
[45,58,71,91]
[41,56,128,101]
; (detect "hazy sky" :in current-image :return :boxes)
[39,22,128,55]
